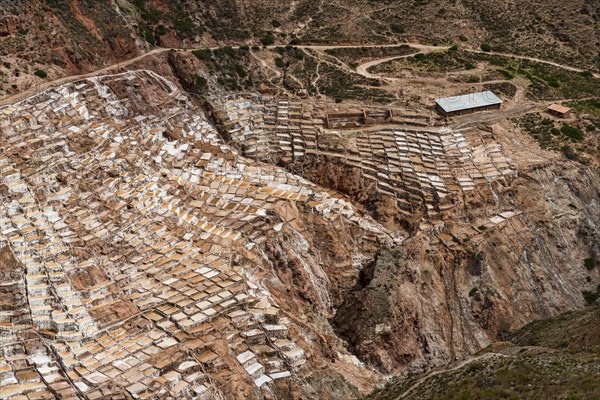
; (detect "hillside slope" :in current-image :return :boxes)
[368,307,600,400]
[0,2,599,399]
[1,0,599,97]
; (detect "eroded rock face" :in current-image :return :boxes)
[215,94,600,377]
[332,164,600,373]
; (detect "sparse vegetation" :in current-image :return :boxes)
[325,45,416,64]
[390,23,405,34]
[583,289,599,305]
[155,24,168,36]
[560,123,584,141]
[561,146,580,161]
[139,25,155,45]
[192,49,212,61]
[480,43,492,52]
[192,46,253,91]
[260,34,275,46]
[567,99,600,117]
[369,307,600,400]
[194,75,207,89]
[187,44,394,99]
[34,69,47,79]
[484,82,516,98]
[370,49,600,102]
[514,112,595,162]
[498,69,514,79]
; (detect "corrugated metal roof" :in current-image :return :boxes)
[435,91,502,113]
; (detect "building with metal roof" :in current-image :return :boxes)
[435,90,502,117]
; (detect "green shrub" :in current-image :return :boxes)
[142,7,162,24]
[459,34,468,42]
[139,26,155,45]
[271,20,281,28]
[448,44,459,52]
[582,290,599,305]
[469,288,479,297]
[274,57,284,68]
[584,258,596,271]
[546,77,560,88]
[560,123,584,141]
[478,225,488,231]
[391,24,405,34]
[222,46,237,57]
[233,64,247,77]
[155,24,168,36]
[261,35,275,46]
[561,146,579,160]
[498,69,514,79]
[192,49,212,60]
[195,75,207,88]
[34,69,47,79]
[173,17,194,37]
[480,43,492,52]
[132,0,146,10]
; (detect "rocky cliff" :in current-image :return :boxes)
[211,92,600,381]
[332,162,600,373]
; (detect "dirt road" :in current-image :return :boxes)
[353,46,600,82]
[396,352,505,399]
[1,41,597,107]
[0,48,165,106]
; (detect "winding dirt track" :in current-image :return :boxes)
[1,42,597,107]
[0,48,165,106]
[396,352,506,399]
[352,46,600,81]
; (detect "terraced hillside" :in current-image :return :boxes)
[0,1,599,399]
[0,70,390,399]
